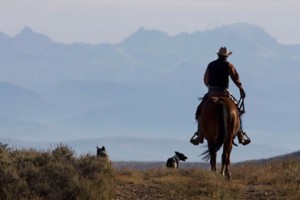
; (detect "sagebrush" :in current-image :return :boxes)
[0,143,115,200]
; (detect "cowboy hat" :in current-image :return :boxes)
[216,47,232,57]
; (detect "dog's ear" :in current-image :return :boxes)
[102,146,106,151]
[175,151,182,157]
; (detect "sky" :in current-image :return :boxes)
[0,0,300,44]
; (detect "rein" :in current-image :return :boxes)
[237,97,245,115]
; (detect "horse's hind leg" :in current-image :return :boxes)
[210,153,217,171]
[221,155,231,179]
[221,143,233,179]
[209,144,217,171]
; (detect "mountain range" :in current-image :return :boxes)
[0,23,299,161]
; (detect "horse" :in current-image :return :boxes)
[198,96,240,179]
[166,151,188,168]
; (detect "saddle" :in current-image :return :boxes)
[195,89,245,120]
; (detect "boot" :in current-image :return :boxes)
[190,132,204,145]
[237,131,251,145]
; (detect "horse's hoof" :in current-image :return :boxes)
[225,172,231,180]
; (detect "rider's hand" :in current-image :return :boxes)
[240,89,246,98]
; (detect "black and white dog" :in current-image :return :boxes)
[166,151,188,168]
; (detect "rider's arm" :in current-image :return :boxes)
[203,67,209,87]
[229,63,243,90]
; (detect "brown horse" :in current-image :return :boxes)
[198,96,240,179]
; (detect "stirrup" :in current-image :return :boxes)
[242,139,251,145]
[241,132,251,145]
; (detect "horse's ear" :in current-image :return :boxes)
[102,146,106,151]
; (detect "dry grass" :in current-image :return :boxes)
[115,159,300,200]
[0,143,115,200]
[1,142,299,200]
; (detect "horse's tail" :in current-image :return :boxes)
[202,102,227,161]
[216,103,227,151]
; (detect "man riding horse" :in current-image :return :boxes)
[190,47,251,146]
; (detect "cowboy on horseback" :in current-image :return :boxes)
[190,47,251,146]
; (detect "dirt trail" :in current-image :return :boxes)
[116,181,165,200]
[116,182,280,200]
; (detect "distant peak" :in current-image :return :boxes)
[137,27,147,32]
[21,26,34,33]
[218,23,268,35]
[226,23,265,32]
[17,26,35,37]
[211,23,278,45]
[134,27,168,36]
[121,27,169,44]
[15,26,52,42]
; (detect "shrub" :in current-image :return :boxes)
[0,144,116,200]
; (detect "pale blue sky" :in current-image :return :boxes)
[0,0,299,44]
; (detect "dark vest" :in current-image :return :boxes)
[208,58,230,88]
